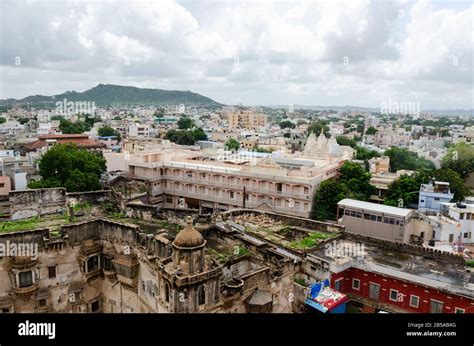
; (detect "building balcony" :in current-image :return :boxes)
[12,282,39,296]
[10,257,38,270]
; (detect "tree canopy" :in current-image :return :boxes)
[308,121,330,136]
[177,117,195,129]
[335,136,357,148]
[365,126,378,135]
[98,126,121,141]
[279,120,295,129]
[28,144,106,192]
[384,147,435,172]
[225,138,240,151]
[441,142,474,178]
[384,167,467,207]
[165,127,207,145]
[311,161,374,221]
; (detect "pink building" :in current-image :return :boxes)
[0,176,12,196]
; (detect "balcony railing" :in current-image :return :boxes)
[162,175,310,199]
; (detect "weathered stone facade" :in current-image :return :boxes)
[0,217,302,313]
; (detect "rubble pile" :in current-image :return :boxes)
[232,214,283,228]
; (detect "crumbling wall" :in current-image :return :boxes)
[9,188,66,220]
[66,190,112,205]
[221,209,345,233]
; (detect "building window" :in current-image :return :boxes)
[352,278,360,290]
[276,183,282,192]
[165,283,170,303]
[334,279,343,291]
[19,271,33,288]
[389,289,398,302]
[38,298,47,308]
[430,299,443,313]
[102,257,112,271]
[90,300,100,313]
[454,307,465,314]
[464,233,469,239]
[369,283,380,300]
[229,191,234,199]
[87,256,99,272]
[409,295,419,308]
[48,266,56,279]
[198,286,205,306]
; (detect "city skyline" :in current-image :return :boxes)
[0,0,472,109]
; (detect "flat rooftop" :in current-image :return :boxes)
[312,239,473,298]
[338,198,413,218]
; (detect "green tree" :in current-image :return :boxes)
[18,118,29,124]
[192,128,208,141]
[384,147,435,172]
[178,117,194,129]
[279,120,295,129]
[28,144,106,192]
[432,168,468,202]
[308,121,329,136]
[98,126,121,141]
[311,161,374,221]
[165,129,196,145]
[0,117,6,124]
[365,126,378,135]
[336,136,357,148]
[355,146,380,160]
[225,138,240,151]
[441,142,474,178]
[384,173,425,207]
[311,179,350,221]
[50,115,65,121]
[339,161,374,200]
[59,119,87,134]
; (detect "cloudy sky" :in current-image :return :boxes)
[0,0,472,109]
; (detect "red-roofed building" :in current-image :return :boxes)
[23,134,106,152]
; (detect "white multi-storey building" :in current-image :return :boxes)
[418,180,454,213]
[125,135,353,218]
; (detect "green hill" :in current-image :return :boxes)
[1,84,221,107]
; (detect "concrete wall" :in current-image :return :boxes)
[9,188,66,220]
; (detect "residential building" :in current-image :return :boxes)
[440,202,474,244]
[125,136,353,218]
[418,180,454,213]
[228,110,266,130]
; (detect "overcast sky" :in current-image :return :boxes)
[0,0,472,109]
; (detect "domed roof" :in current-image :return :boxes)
[172,216,205,248]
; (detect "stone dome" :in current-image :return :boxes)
[172,216,205,248]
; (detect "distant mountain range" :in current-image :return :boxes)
[0,84,222,107]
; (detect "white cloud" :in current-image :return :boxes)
[0,0,472,109]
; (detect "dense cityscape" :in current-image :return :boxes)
[0,0,473,345]
[0,85,472,315]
